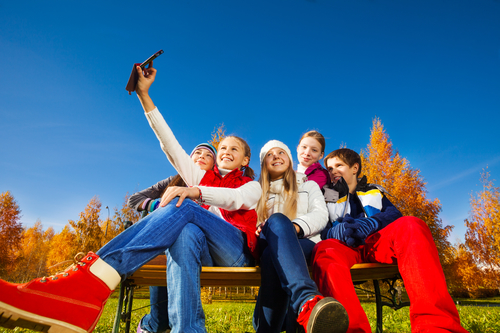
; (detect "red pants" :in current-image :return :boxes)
[312,216,468,333]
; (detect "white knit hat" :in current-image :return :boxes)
[259,140,293,166]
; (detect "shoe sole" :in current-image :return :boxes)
[307,297,349,333]
[0,301,86,333]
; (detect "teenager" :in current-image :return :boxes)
[314,148,468,333]
[253,140,349,333]
[296,131,330,190]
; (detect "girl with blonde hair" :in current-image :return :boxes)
[253,140,348,333]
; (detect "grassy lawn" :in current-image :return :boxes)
[1,298,499,333]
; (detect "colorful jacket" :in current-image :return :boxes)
[303,162,331,191]
[324,176,402,231]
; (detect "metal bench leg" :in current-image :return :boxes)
[124,286,136,333]
[112,282,127,333]
[373,279,383,333]
[112,281,135,333]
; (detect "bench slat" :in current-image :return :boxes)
[127,256,400,287]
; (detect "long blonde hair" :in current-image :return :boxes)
[256,160,299,223]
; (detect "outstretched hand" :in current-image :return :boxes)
[136,62,157,96]
[160,186,200,208]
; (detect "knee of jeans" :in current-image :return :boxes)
[265,213,292,232]
[177,223,205,244]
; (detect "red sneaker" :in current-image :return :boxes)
[297,295,349,333]
[0,252,120,333]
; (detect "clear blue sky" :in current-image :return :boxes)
[1,0,499,244]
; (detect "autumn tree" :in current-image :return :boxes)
[46,225,77,274]
[10,221,54,282]
[102,194,141,244]
[360,118,453,266]
[68,196,104,254]
[0,191,24,277]
[465,169,500,289]
[447,241,483,296]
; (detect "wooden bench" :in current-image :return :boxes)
[112,255,408,333]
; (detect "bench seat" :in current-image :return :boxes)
[113,255,408,333]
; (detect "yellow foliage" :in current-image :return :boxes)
[46,225,77,274]
[68,196,104,253]
[102,193,141,244]
[11,221,53,282]
[0,191,23,277]
[465,169,500,288]
[209,124,226,151]
[447,242,483,294]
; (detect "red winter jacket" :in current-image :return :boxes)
[199,168,259,259]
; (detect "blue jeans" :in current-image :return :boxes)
[97,198,254,332]
[253,213,319,333]
[141,224,214,333]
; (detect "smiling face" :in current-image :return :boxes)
[297,136,324,168]
[190,148,215,171]
[326,156,359,193]
[264,147,291,181]
[217,137,249,171]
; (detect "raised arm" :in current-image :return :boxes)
[135,64,205,185]
[136,64,157,113]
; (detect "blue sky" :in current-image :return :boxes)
[1,0,499,244]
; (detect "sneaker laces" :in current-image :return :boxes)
[40,252,87,283]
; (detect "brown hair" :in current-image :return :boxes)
[222,135,255,180]
[299,130,326,153]
[324,148,362,177]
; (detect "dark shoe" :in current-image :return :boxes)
[136,315,171,333]
[297,295,349,333]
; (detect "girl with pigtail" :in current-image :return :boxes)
[253,140,349,333]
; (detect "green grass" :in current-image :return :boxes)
[1,299,499,332]
[454,296,500,305]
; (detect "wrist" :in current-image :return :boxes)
[137,92,156,112]
[192,186,204,204]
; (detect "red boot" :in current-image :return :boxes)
[0,252,121,333]
[297,295,349,333]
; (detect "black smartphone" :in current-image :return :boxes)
[126,50,164,93]
[139,50,164,69]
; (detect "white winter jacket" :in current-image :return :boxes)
[265,174,328,243]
